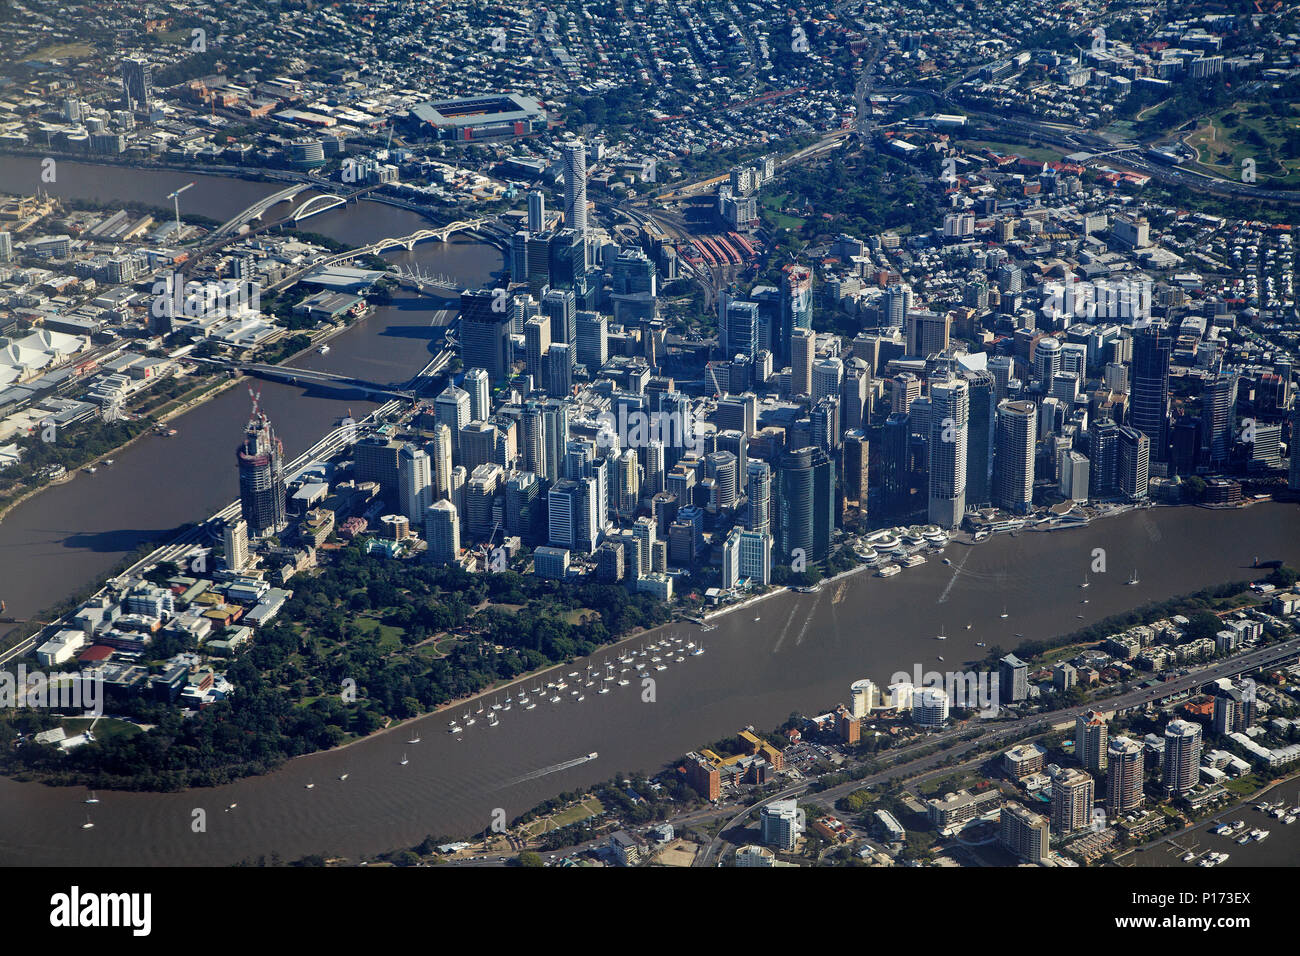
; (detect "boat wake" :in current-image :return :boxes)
[500,752,599,788]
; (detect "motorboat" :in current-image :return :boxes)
[400,754,408,766]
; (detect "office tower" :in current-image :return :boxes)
[843,429,869,506]
[524,230,552,292]
[0,231,12,263]
[1291,408,1300,491]
[1033,336,1062,390]
[461,289,512,382]
[773,445,835,566]
[704,451,739,511]
[1213,682,1255,735]
[397,443,432,523]
[448,465,466,525]
[614,448,641,516]
[913,687,950,728]
[642,439,666,497]
[760,799,804,850]
[511,231,530,284]
[882,283,912,329]
[548,480,581,550]
[988,355,1014,401]
[997,263,1023,293]
[1106,736,1144,813]
[462,368,490,423]
[524,315,551,390]
[1103,361,1128,393]
[548,343,574,395]
[562,141,589,244]
[994,399,1036,514]
[1130,325,1171,461]
[575,311,607,370]
[466,463,503,541]
[435,385,471,457]
[1076,710,1109,773]
[526,189,546,233]
[222,518,249,572]
[1061,450,1090,501]
[960,369,995,509]
[999,654,1028,703]
[790,328,815,398]
[1050,768,1095,837]
[1039,398,1063,440]
[723,299,760,359]
[430,423,453,500]
[779,264,813,366]
[1088,419,1119,498]
[746,460,771,533]
[1117,425,1150,500]
[928,376,968,528]
[881,412,911,516]
[1001,803,1049,863]
[541,399,569,485]
[504,472,542,542]
[842,358,871,430]
[542,286,576,345]
[1163,719,1202,797]
[1201,373,1238,467]
[1170,418,1200,477]
[810,397,840,454]
[906,310,950,358]
[458,421,499,473]
[121,57,153,112]
[236,396,286,537]
[424,499,460,565]
[891,372,921,415]
[812,357,844,405]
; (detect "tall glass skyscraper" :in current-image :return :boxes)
[236,394,286,537]
[774,445,834,566]
[1130,325,1171,462]
[927,376,968,528]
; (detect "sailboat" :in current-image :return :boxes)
[400,753,409,766]
[81,815,95,830]
[1000,606,1008,618]
[937,626,947,641]
[1080,574,1090,589]
[85,791,99,805]
[1127,569,1140,585]
[407,733,422,744]
[305,781,315,790]
[339,772,350,781]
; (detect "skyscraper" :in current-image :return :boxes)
[1088,419,1119,498]
[1201,373,1238,467]
[843,429,869,506]
[1076,710,1109,773]
[1163,719,1202,797]
[881,412,911,517]
[1130,325,1171,461]
[779,264,813,367]
[1050,768,1095,837]
[774,445,835,567]
[236,394,286,538]
[222,518,249,572]
[524,315,551,391]
[462,368,491,422]
[526,189,546,233]
[431,423,453,500]
[424,499,460,565]
[723,299,760,359]
[746,460,771,534]
[962,369,995,509]
[1106,736,1145,813]
[561,141,589,246]
[994,399,1036,514]
[927,376,968,528]
[791,328,815,399]
[1117,425,1150,500]
[398,443,432,522]
[121,57,153,112]
[435,385,471,457]
[461,289,511,382]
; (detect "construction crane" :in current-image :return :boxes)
[165,182,195,235]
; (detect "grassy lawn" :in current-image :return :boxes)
[1183,101,1300,187]
[61,717,142,742]
[29,42,96,61]
[354,613,404,651]
[759,191,806,230]
[520,797,604,837]
[1224,774,1264,796]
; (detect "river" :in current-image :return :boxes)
[1,160,1299,866]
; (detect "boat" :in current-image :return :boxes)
[1237,834,1252,845]
[448,725,462,734]
[227,803,238,811]
[305,782,315,790]
[617,678,630,686]
[567,671,580,678]
[81,816,95,830]
[525,702,536,710]
[942,557,952,565]
[550,695,561,704]
[318,345,330,355]
[876,564,901,578]
[339,773,350,781]
[574,694,584,702]
[84,466,97,474]
[464,715,476,727]
[1000,606,1008,618]
[691,644,704,656]
[754,616,761,622]
[104,459,113,466]
[654,663,667,671]
[1255,829,1269,842]
[937,655,945,662]
[674,655,685,663]
[965,623,972,629]
[488,715,499,726]
[1285,815,1296,825]
[1076,614,1085,619]
[937,627,947,641]
[400,753,409,766]
[1080,575,1090,589]
[587,752,598,760]
[1127,570,1140,585]
[599,685,610,694]
[408,734,421,744]
[975,641,986,647]
[1182,851,1197,862]
[85,792,99,805]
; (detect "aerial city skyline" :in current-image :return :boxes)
[0,0,1296,914]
